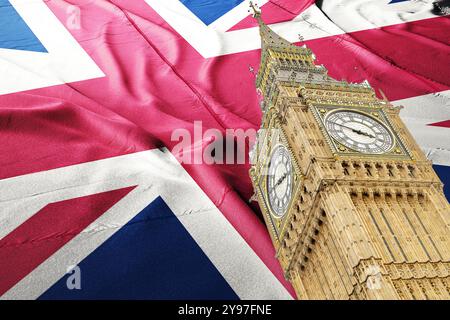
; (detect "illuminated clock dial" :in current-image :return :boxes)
[325,110,394,154]
[267,145,293,218]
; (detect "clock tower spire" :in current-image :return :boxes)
[250,1,295,51]
[249,5,450,300]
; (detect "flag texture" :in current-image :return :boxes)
[0,0,448,299]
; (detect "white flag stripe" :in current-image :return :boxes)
[396,90,450,166]
[0,0,104,95]
[321,0,440,32]
[145,1,444,57]
[0,149,291,300]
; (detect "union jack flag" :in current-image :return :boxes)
[0,0,448,299]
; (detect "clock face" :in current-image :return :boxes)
[324,110,394,154]
[267,145,293,218]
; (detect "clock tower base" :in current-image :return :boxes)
[288,180,450,300]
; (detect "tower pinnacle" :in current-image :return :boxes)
[248,1,295,50]
[249,1,261,17]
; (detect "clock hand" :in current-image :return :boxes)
[330,122,376,139]
[274,172,287,188]
[352,129,383,141]
[330,122,364,135]
[331,122,389,145]
[356,129,376,139]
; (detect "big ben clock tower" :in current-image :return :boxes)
[248,3,450,300]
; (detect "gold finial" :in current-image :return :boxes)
[249,1,261,17]
[249,0,296,50]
